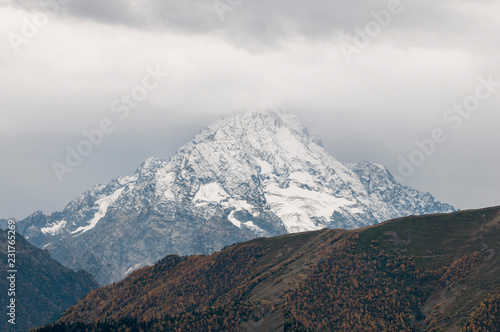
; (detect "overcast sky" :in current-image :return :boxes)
[1,0,499,219]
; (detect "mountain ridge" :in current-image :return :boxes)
[36,205,500,331]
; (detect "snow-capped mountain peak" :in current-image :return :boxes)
[13,111,454,284]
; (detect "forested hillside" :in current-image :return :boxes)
[34,206,500,331]
[0,229,99,332]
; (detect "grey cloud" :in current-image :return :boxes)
[7,0,491,48]
[1,0,499,219]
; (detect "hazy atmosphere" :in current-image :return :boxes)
[1,0,499,219]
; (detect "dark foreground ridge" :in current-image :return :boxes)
[0,229,99,332]
[35,206,500,331]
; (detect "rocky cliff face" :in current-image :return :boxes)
[14,111,454,284]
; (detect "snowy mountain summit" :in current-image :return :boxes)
[15,111,454,284]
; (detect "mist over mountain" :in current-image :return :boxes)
[13,111,454,284]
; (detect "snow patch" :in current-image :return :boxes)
[125,262,144,275]
[155,168,177,200]
[224,199,258,229]
[41,220,66,235]
[255,158,273,174]
[227,210,242,228]
[289,171,315,186]
[163,189,176,200]
[193,183,228,203]
[71,188,124,236]
[118,175,138,186]
[265,183,355,233]
[227,211,265,235]
[244,221,265,235]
